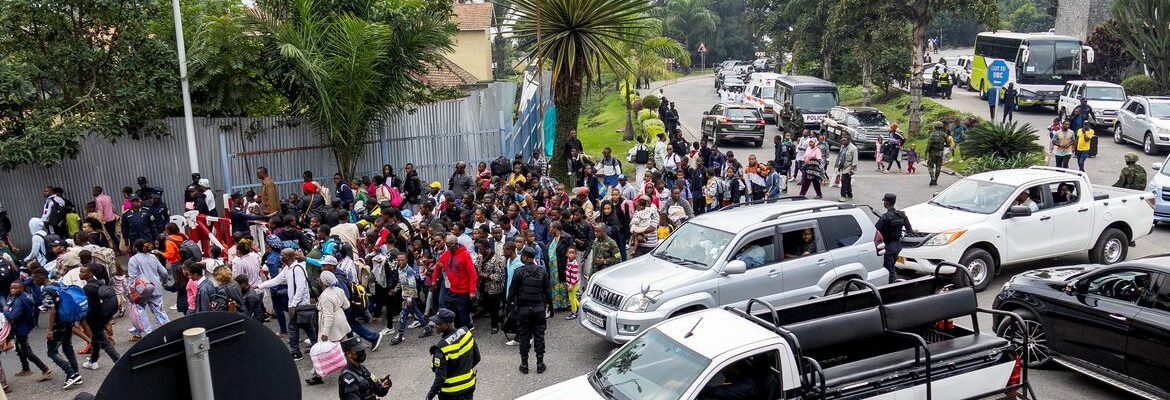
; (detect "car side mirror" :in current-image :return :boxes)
[723,260,747,275]
[1006,205,1032,219]
[702,111,709,115]
[1154,162,1163,171]
[1137,114,1149,120]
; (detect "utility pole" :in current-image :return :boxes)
[172,0,199,175]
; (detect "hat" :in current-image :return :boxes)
[137,176,148,185]
[1125,152,1139,163]
[520,246,537,258]
[430,181,441,189]
[198,178,210,188]
[430,308,456,325]
[49,238,68,247]
[320,255,338,265]
[340,335,368,352]
[882,193,897,203]
[618,174,627,181]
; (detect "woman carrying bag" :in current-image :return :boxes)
[305,270,351,386]
[799,139,827,199]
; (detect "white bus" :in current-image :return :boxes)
[970,31,1094,109]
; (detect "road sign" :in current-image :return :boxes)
[697,42,707,53]
[988,59,1010,88]
[755,51,766,57]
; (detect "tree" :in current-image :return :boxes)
[831,0,901,105]
[614,22,689,140]
[1084,20,1139,83]
[508,0,653,181]
[185,0,285,117]
[1007,1,1052,32]
[706,0,757,63]
[248,0,456,178]
[0,0,180,170]
[1113,0,1170,91]
[660,0,718,67]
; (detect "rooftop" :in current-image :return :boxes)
[453,2,492,30]
[413,56,480,86]
[657,309,779,358]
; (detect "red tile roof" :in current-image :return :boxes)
[414,56,480,86]
[453,2,492,30]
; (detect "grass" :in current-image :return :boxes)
[838,85,982,172]
[578,91,639,174]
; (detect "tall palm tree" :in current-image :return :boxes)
[660,0,717,65]
[509,0,653,181]
[614,22,690,140]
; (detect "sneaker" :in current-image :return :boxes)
[305,376,325,385]
[63,373,83,389]
[379,328,393,336]
[370,333,384,352]
[168,305,177,311]
[303,339,312,346]
[291,353,304,361]
[82,361,100,370]
[505,340,519,346]
[37,370,53,382]
[390,334,405,346]
[565,313,578,320]
[14,370,31,377]
[408,321,422,329]
[419,326,435,338]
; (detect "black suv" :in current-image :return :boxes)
[820,106,890,155]
[993,255,1170,399]
[701,103,765,147]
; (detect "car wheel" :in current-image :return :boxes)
[959,248,996,291]
[825,278,863,296]
[1114,124,1125,144]
[1090,227,1128,265]
[978,82,987,100]
[994,309,1052,369]
[754,140,764,148]
[1144,133,1158,155]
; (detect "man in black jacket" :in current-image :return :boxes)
[507,247,552,374]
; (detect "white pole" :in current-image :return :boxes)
[172,0,199,175]
[183,327,214,400]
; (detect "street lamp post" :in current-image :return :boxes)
[172,0,199,175]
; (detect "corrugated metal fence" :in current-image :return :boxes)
[1,82,530,248]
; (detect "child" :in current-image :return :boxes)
[109,261,128,318]
[874,135,886,172]
[906,143,920,174]
[391,252,432,344]
[564,248,581,320]
[657,214,673,240]
[184,261,199,315]
[4,280,52,382]
[236,275,266,323]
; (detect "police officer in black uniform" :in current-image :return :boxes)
[507,246,553,374]
[427,308,480,400]
[874,193,914,284]
[337,336,392,400]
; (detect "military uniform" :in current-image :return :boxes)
[789,107,805,135]
[874,193,913,284]
[338,362,390,400]
[1113,152,1148,190]
[926,122,949,186]
[427,324,480,400]
[507,248,553,373]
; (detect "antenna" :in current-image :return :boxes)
[684,317,703,339]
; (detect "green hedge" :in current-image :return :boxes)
[1122,75,1160,96]
[642,118,666,139]
[637,108,656,122]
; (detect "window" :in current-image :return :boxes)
[829,109,845,122]
[1137,273,1170,312]
[752,86,762,97]
[697,350,781,400]
[732,232,778,269]
[1011,185,1045,212]
[1085,87,1126,101]
[1063,84,1074,97]
[1126,101,1141,114]
[711,105,723,114]
[593,330,710,400]
[727,108,761,119]
[1087,269,1155,304]
[853,112,889,127]
[1048,182,1080,207]
[818,215,864,250]
[781,225,821,259]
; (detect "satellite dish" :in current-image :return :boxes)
[95,312,301,400]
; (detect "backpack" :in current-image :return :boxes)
[48,283,89,324]
[315,182,333,207]
[96,282,120,319]
[209,286,238,312]
[927,132,947,153]
[350,281,368,309]
[633,145,649,164]
[0,258,16,290]
[490,156,511,177]
[45,199,67,227]
[388,186,404,208]
[173,238,203,262]
[129,276,155,305]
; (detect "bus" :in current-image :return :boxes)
[970,31,1094,109]
[773,75,838,131]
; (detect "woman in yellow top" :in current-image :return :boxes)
[1075,126,1094,172]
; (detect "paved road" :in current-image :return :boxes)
[10,70,1163,400]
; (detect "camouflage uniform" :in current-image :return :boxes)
[789,107,805,135]
[926,121,948,186]
[1113,152,1148,190]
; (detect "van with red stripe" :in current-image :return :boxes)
[744,72,782,124]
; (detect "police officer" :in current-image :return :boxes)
[507,246,552,374]
[338,336,392,400]
[1113,152,1148,190]
[875,193,914,284]
[937,68,952,99]
[926,121,949,186]
[427,308,480,400]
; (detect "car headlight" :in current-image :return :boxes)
[1159,126,1170,135]
[623,290,664,312]
[923,229,967,246]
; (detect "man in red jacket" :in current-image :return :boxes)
[432,234,478,328]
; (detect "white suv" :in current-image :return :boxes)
[1116,96,1170,155]
[1059,80,1127,129]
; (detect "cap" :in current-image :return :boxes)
[198,178,211,188]
[137,176,148,185]
[50,238,68,247]
[340,335,368,352]
[430,308,456,325]
[320,255,338,265]
[882,193,897,203]
[430,181,441,189]
[520,246,537,258]
[1125,152,1139,163]
[618,174,627,180]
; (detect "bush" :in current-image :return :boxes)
[1122,75,1160,96]
[637,109,656,122]
[959,121,1042,158]
[642,118,666,139]
[641,94,661,111]
[960,153,1045,175]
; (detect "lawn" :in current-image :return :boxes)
[838,85,981,171]
[577,91,639,175]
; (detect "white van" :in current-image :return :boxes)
[744,72,782,123]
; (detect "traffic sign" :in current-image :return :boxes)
[988,59,1010,88]
[697,42,707,53]
[755,51,766,57]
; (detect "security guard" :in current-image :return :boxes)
[427,308,480,400]
[338,336,392,400]
[1113,152,1147,190]
[874,193,914,284]
[937,68,952,99]
[507,247,552,374]
[926,121,949,186]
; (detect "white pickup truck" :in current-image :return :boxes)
[897,166,1156,290]
[522,270,1035,400]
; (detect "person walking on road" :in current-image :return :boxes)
[1053,121,1075,169]
[507,247,552,374]
[426,308,480,400]
[1113,152,1147,190]
[1075,124,1095,172]
[926,122,949,186]
[798,138,825,199]
[986,86,998,121]
[884,125,904,173]
[433,235,477,329]
[1070,97,1096,132]
[875,193,913,284]
[836,136,858,201]
[1001,83,1018,124]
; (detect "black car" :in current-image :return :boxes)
[820,106,890,155]
[701,103,765,147]
[993,255,1170,399]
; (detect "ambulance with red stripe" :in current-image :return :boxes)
[743,72,782,124]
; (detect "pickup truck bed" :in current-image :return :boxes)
[737,270,1034,399]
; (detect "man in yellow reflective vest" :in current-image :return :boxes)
[427,308,480,400]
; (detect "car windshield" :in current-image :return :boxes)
[794,91,837,114]
[760,87,775,99]
[726,108,760,119]
[652,223,734,269]
[1150,102,1170,118]
[590,330,709,400]
[929,179,1016,214]
[1085,87,1125,101]
[851,112,889,127]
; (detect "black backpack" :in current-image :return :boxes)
[97,282,120,319]
[45,199,67,227]
[490,156,511,177]
[0,258,17,290]
[633,145,649,164]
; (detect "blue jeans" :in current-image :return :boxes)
[1076,151,1089,171]
[270,290,288,334]
[398,300,428,334]
[46,325,78,376]
[346,309,379,343]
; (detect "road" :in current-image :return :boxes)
[10,67,1164,400]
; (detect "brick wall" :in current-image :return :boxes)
[1056,0,1116,40]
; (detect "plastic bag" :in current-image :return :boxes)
[310,341,346,377]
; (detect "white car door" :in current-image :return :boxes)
[1047,181,1095,255]
[719,227,784,309]
[1001,185,1055,261]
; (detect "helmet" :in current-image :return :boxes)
[1125,152,1139,163]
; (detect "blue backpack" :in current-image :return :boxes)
[48,283,89,324]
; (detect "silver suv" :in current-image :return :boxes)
[579,198,888,343]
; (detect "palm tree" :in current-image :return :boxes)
[615,23,690,140]
[660,0,717,66]
[508,0,653,181]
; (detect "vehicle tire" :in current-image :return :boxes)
[1114,124,1125,144]
[1144,133,1158,155]
[754,140,764,148]
[825,278,862,296]
[959,248,996,291]
[978,81,987,100]
[1090,228,1128,265]
[994,309,1052,369]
